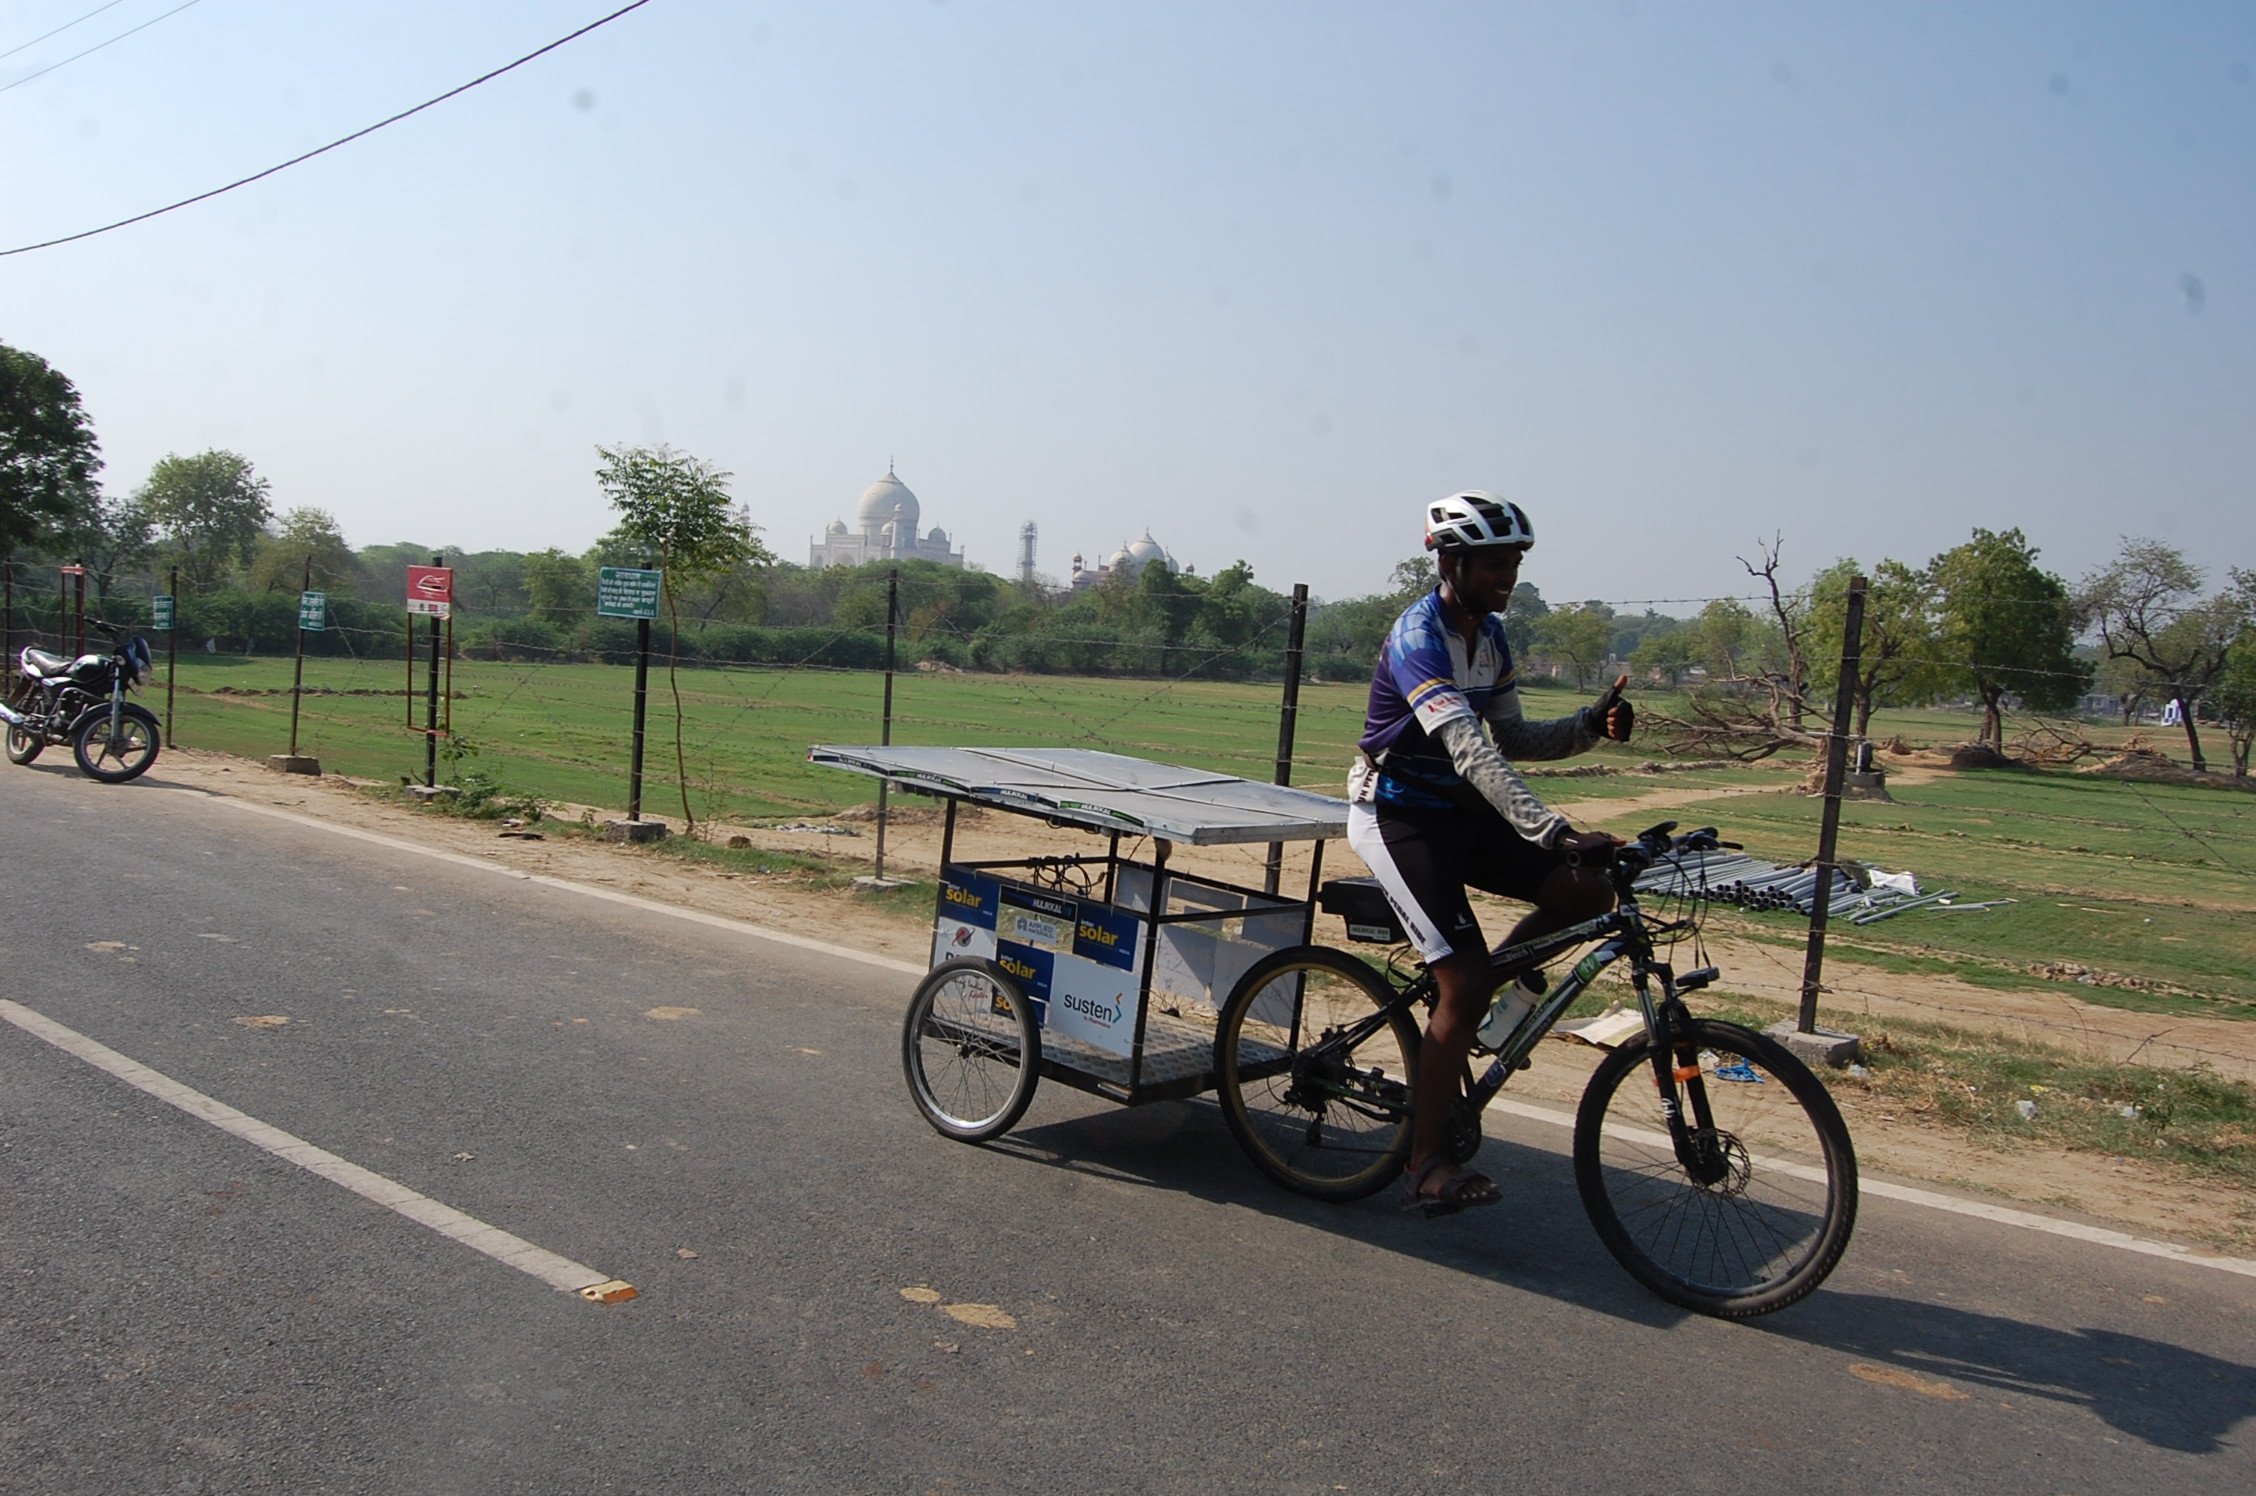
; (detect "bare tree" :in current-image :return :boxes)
[1652,537,1823,760]
[2078,540,2252,771]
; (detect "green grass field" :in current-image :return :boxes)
[145,653,2256,1015]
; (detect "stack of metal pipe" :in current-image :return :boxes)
[1631,848,1960,922]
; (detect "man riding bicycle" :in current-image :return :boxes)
[1347,490,1633,1214]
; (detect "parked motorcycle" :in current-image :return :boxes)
[2,629,162,783]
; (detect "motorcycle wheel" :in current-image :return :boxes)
[4,722,41,765]
[73,705,160,784]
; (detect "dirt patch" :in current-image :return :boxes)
[2083,752,2256,790]
[138,747,2255,1252]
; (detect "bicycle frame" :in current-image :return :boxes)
[1310,865,1728,1185]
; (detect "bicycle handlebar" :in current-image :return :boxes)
[1597,822,1739,891]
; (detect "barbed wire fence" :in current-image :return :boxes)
[8,557,2251,1071]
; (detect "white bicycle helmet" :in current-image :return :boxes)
[1424,490,1534,553]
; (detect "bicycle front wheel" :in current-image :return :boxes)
[1215,946,1420,1202]
[1574,1018,1856,1318]
[902,959,1041,1143]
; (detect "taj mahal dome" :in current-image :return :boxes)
[808,465,965,570]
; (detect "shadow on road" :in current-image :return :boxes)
[1757,1290,2256,1454]
[995,1097,2255,1454]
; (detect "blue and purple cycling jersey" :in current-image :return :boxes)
[1355,589,1524,812]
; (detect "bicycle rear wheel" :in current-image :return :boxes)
[902,959,1041,1143]
[1573,1018,1856,1318]
[1214,946,1420,1202]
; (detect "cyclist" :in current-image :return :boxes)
[1348,490,1633,1214]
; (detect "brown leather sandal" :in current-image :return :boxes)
[1403,1157,1502,1218]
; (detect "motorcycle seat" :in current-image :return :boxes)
[19,648,72,677]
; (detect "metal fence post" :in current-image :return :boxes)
[1798,574,1866,1034]
[875,568,899,883]
[1264,583,1310,895]
[164,566,178,747]
[425,552,443,787]
[288,557,310,755]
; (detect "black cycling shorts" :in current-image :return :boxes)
[1347,799,1570,964]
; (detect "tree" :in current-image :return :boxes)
[2093,650,2155,727]
[1628,623,1696,686]
[2211,630,2256,778]
[522,548,594,628]
[53,491,153,605]
[137,450,273,591]
[453,550,531,616]
[1387,554,1436,598]
[594,443,774,829]
[1688,597,1762,678]
[1,342,103,556]
[1806,558,1946,741]
[1740,537,1813,729]
[1931,528,2088,747]
[2077,540,2252,771]
[248,508,357,594]
[1502,581,1548,658]
[1535,605,1612,688]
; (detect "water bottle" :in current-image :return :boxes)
[1477,976,1539,1050]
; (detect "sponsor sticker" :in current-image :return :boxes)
[1071,905,1141,974]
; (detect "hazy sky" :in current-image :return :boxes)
[5,1,2249,609]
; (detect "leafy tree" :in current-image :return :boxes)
[1535,604,1611,687]
[522,548,593,628]
[2077,540,2252,771]
[1931,528,2088,747]
[1628,624,1697,686]
[351,541,443,600]
[53,490,153,605]
[1388,554,1436,598]
[1688,597,1761,678]
[137,450,273,591]
[1502,581,1548,658]
[594,443,775,829]
[595,444,770,585]
[454,550,531,616]
[248,508,357,594]
[2212,630,2256,778]
[1,342,103,556]
[1806,558,1946,740]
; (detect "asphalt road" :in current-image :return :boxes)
[2,759,2251,1493]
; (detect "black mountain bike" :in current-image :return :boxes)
[1212,823,1857,1318]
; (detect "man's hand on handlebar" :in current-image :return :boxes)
[1557,828,1621,868]
[1583,673,1635,743]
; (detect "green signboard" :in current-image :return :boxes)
[299,590,328,631]
[151,594,175,630]
[597,566,663,621]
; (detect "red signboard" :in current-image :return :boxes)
[406,565,454,617]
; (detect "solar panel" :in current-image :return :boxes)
[808,744,1349,845]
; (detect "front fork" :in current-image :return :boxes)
[1635,965,1732,1188]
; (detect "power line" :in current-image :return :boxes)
[0,0,203,96]
[0,0,130,62]
[0,0,653,257]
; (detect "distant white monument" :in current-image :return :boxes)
[1068,532,1178,592]
[809,464,965,569]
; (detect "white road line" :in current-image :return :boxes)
[174,784,2256,1279]
[1484,1095,2256,1279]
[181,791,926,977]
[0,999,631,1301]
